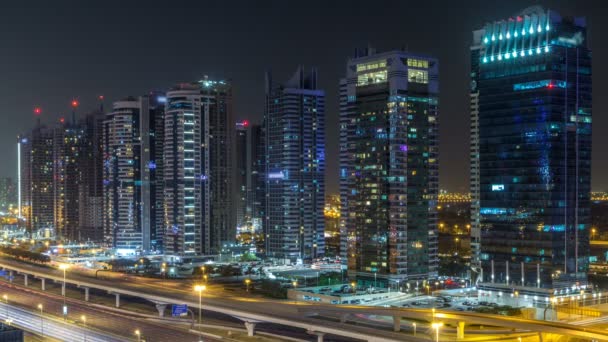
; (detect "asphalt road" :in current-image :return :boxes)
[0,283,210,342]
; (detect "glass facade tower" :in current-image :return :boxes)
[473,7,592,290]
[264,67,325,260]
[341,48,439,287]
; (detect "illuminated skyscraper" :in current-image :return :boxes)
[53,116,86,241]
[341,48,439,287]
[235,120,250,230]
[19,123,55,235]
[472,7,591,290]
[264,67,325,260]
[164,78,234,255]
[103,95,164,252]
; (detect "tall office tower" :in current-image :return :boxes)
[472,7,591,291]
[235,120,250,230]
[0,177,17,210]
[164,78,234,255]
[341,48,439,287]
[251,123,266,235]
[149,92,165,251]
[103,95,164,252]
[264,67,325,260]
[470,32,482,278]
[338,78,350,265]
[53,116,86,241]
[19,122,55,235]
[78,109,105,242]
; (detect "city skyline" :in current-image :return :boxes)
[1,1,606,194]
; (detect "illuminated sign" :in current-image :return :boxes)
[491,184,505,191]
[268,172,284,179]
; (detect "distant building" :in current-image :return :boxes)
[78,109,106,242]
[18,121,55,235]
[472,7,591,290]
[163,78,234,255]
[53,115,86,241]
[103,95,164,252]
[324,195,340,257]
[264,67,325,260]
[235,120,250,231]
[251,123,266,235]
[0,177,17,211]
[340,47,439,288]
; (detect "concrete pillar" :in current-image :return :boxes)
[61,283,65,296]
[339,313,349,323]
[308,331,325,342]
[155,304,167,317]
[505,260,509,285]
[23,274,28,287]
[41,278,46,291]
[8,271,13,283]
[491,260,495,283]
[244,322,256,337]
[84,287,89,302]
[537,263,541,288]
[114,293,120,308]
[521,261,525,286]
[457,321,465,340]
[392,316,401,332]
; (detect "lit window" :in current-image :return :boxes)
[357,70,387,86]
[407,59,429,68]
[408,69,428,84]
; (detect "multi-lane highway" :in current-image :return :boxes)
[0,283,210,342]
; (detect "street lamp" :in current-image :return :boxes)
[37,304,44,339]
[245,279,251,293]
[81,315,87,342]
[431,322,443,342]
[59,264,69,320]
[412,322,416,336]
[351,282,356,293]
[194,285,206,340]
[134,329,141,342]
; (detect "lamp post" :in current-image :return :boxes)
[351,282,356,294]
[38,304,44,339]
[412,322,416,336]
[81,315,87,342]
[431,322,443,342]
[245,279,251,293]
[134,329,141,342]
[194,285,206,340]
[59,264,69,320]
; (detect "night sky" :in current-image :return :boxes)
[1,0,606,194]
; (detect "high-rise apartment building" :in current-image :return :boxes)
[78,109,106,242]
[18,121,55,235]
[264,67,325,260]
[53,116,86,241]
[164,78,234,255]
[103,95,164,252]
[472,7,591,290]
[341,48,439,287]
[235,120,250,230]
[0,178,17,211]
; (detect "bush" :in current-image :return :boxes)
[260,279,287,299]
[0,246,50,263]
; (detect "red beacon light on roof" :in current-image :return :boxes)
[71,100,79,108]
[34,107,42,115]
[59,117,65,124]
[242,120,249,127]
[98,95,104,100]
